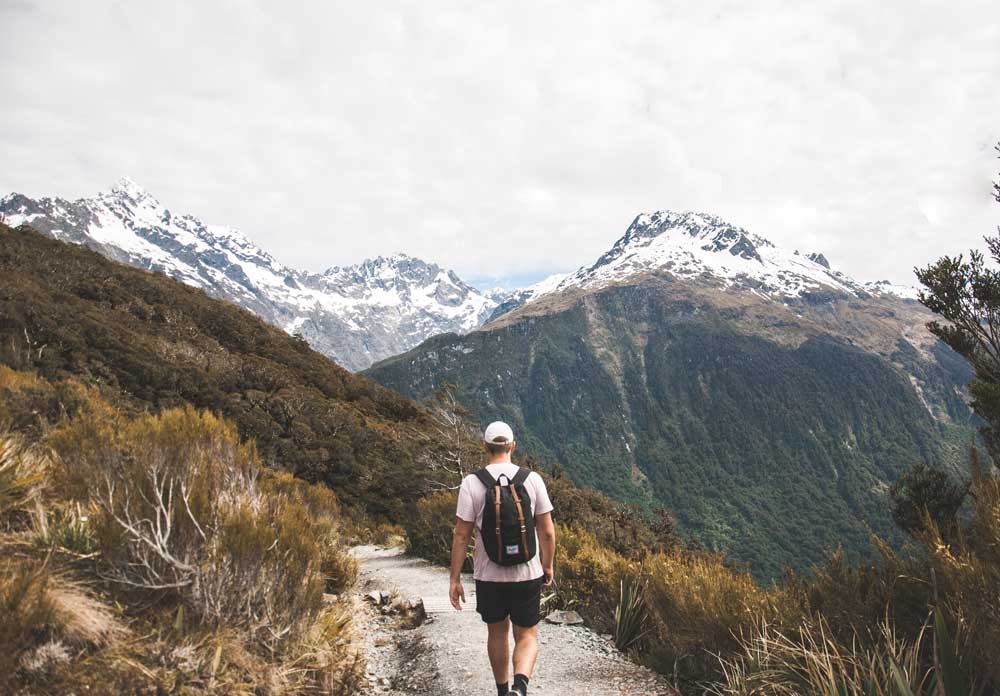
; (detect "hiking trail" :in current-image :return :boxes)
[352,545,677,695]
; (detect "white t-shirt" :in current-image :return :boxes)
[456,462,554,582]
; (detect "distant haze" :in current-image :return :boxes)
[1,1,998,288]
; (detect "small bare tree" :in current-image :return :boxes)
[424,383,476,490]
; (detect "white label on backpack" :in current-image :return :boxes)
[505,544,520,555]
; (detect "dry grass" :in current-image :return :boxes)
[643,551,776,683]
[48,581,128,647]
[711,617,931,696]
[0,557,56,683]
[0,433,48,527]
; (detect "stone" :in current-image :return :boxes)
[404,597,427,625]
[544,610,584,625]
[365,590,388,605]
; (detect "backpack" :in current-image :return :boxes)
[474,467,537,566]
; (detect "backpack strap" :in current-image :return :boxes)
[475,469,503,560]
[510,467,531,487]
[507,468,531,563]
[473,468,497,489]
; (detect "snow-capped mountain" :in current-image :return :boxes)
[484,272,569,322]
[488,210,919,320]
[0,178,497,371]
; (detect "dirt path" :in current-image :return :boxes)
[352,545,677,695]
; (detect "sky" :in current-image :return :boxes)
[0,1,998,290]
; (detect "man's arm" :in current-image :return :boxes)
[449,517,475,610]
[536,511,556,587]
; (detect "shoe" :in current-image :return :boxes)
[509,689,524,696]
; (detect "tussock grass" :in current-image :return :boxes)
[48,581,128,647]
[711,617,930,696]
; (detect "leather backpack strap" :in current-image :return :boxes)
[474,469,503,560]
[507,473,531,562]
[494,483,502,559]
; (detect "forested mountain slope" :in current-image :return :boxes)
[367,220,975,578]
[0,221,436,517]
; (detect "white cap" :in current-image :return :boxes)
[484,421,515,444]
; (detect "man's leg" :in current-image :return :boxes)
[487,618,511,686]
[511,623,539,680]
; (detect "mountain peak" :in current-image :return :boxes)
[807,252,831,269]
[503,209,861,309]
[105,176,159,205]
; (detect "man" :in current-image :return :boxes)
[450,421,557,696]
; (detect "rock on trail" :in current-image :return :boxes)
[352,545,676,695]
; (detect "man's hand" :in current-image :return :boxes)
[449,578,466,610]
[536,512,557,588]
[542,566,555,588]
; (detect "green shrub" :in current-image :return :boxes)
[889,462,968,539]
[404,488,463,567]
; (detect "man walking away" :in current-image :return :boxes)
[450,421,556,696]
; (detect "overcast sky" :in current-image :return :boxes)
[1,1,997,289]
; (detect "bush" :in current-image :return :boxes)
[643,551,774,686]
[924,461,1000,688]
[0,367,104,440]
[52,406,349,645]
[554,526,636,630]
[261,471,357,594]
[404,488,463,567]
[614,576,650,653]
[890,462,968,539]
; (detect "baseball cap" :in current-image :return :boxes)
[483,421,515,444]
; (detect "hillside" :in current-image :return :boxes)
[1,179,499,370]
[366,215,976,578]
[0,220,440,518]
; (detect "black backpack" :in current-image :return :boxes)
[474,467,537,566]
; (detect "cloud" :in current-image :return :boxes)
[1,0,998,287]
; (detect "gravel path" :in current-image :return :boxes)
[352,545,677,696]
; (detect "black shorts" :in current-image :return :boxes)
[475,577,544,627]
